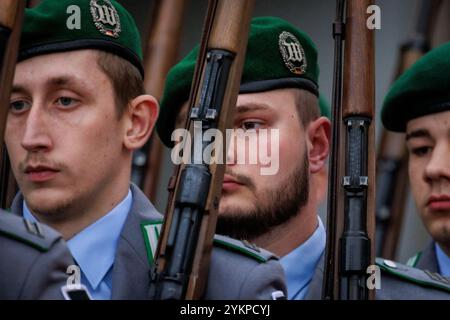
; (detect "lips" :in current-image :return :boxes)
[427,194,450,211]
[222,174,243,192]
[24,165,60,182]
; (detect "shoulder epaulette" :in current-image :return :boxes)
[406,252,422,267]
[0,211,60,252]
[376,257,450,293]
[213,234,279,263]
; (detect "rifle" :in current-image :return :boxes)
[150,0,254,299]
[0,1,26,209]
[131,0,188,201]
[375,0,442,259]
[323,0,375,300]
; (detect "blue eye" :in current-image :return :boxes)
[9,100,31,113]
[57,97,76,107]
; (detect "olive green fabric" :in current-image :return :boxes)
[157,16,321,147]
[319,94,330,119]
[382,42,450,132]
[19,0,144,76]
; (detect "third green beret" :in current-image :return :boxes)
[382,41,450,132]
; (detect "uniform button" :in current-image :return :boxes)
[383,259,397,269]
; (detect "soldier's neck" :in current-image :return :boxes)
[32,172,131,241]
[251,203,318,257]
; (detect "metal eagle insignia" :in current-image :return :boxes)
[90,0,121,38]
[279,31,307,75]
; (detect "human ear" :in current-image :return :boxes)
[306,117,331,174]
[123,94,159,150]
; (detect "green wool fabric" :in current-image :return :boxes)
[158,16,321,147]
[382,41,450,132]
[19,0,144,76]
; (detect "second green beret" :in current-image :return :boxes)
[157,16,320,147]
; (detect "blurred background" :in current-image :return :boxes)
[26,0,450,263]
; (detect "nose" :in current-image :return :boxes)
[226,130,237,166]
[424,143,450,183]
[21,104,52,153]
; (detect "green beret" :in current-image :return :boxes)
[157,16,320,147]
[19,0,144,77]
[382,42,450,132]
[319,94,331,119]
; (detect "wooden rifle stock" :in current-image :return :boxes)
[150,0,254,300]
[323,0,375,300]
[0,1,26,208]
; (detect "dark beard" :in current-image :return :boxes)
[216,152,309,241]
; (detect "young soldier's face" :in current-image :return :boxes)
[218,89,328,240]
[217,89,307,238]
[406,110,450,247]
[175,88,329,240]
[5,50,128,218]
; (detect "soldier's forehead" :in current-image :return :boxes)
[406,110,450,137]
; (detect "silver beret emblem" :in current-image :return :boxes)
[90,0,121,38]
[278,31,307,75]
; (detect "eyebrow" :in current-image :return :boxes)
[235,102,272,114]
[405,129,432,141]
[11,75,88,96]
[46,75,88,91]
[11,85,28,95]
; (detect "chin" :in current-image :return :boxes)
[220,193,256,211]
[427,219,450,243]
[219,202,256,218]
[24,188,73,215]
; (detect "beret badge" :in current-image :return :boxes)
[90,0,121,38]
[278,31,306,75]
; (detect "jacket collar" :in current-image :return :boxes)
[416,241,440,273]
[10,184,164,299]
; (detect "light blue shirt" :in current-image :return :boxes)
[279,217,326,300]
[23,189,132,300]
[435,243,450,277]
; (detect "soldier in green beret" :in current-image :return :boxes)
[376,42,450,299]
[4,0,286,300]
[157,16,331,300]
[5,0,159,300]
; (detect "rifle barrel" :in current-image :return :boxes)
[151,0,254,300]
